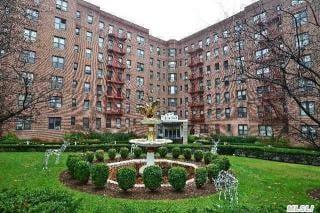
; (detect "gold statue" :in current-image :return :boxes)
[137,100,159,119]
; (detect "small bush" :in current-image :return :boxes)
[85,151,94,163]
[207,164,220,182]
[195,167,208,188]
[133,147,143,158]
[172,147,181,159]
[158,147,168,158]
[183,148,192,160]
[0,132,19,144]
[108,148,117,160]
[204,152,213,164]
[120,147,129,159]
[0,188,80,212]
[74,160,90,184]
[91,163,109,188]
[194,150,204,162]
[142,165,163,191]
[116,167,136,191]
[213,157,231,171]
[168,167,187,191]
[95,149,105,162]
[66,154,83,178]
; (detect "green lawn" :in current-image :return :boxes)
[0,152,319,212]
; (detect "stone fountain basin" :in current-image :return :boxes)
[129,138,172,148]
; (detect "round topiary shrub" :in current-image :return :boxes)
[194,150,204,162]
[91,163,109,188]
[116,167,136,191]
[158,147,168,158]
[95,149,105,162]
[142,165,163,191]
[133,147,143,158]
[195,167,208,188]
[207,164,220,182]
[108,148,117,160]
[120,147,129,159]
[204,152,218,164]
[183,148,192,160]
[214,157,231,171]
[66,154,83,178]
[172,147,181,159]
[85,151,94,163]
[74,160,90,184]
[168,167,187,191]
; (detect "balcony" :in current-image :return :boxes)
[106,76,125,85]
[190,115,205,123]
[107,60,126,70]
[105,92,124,100]
[105,108,123,116]
[188,58,204,68]
[189,87,204,94]
[108,44,126,55]
[189,102,205,108]
[188,46,203,55]
[189,72,204,80]
[108,32,127,41]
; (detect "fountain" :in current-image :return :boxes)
[129,101,172,173]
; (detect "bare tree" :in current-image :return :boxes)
[227,0,320,148]
[0,0,54,136]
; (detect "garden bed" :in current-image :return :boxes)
[60,170,216,200]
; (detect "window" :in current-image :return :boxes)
[96,118,101,129]
[298,78,314,91]
[295,32,310,48]
[137,90,144,100]
[253,11,266,23]
[259,125,273,137]
[16,118,32,130]
[116,118,121,128]
[206,37,210,46]
[106,118,111,128]
[137,62,144,72]
[84,82,90,92]
[257,86,271,96]
[98,53,103,62]
[56,0,68,11]
[48,117,61,130]
[83,100,90,110]
[223,45,229,55]
[293,10,308,27]
[225,108,231,118]
[136,77,144,86]
[256,67,270,77]
[255,48,269,60]
[49,96,62,108]
[168,86,177,95]
[137,35,145,45]
[98,37,104,48]
[99,21,104,30]
[26,9,39,21]
[22,51,36,64]
[126,60,132,68]
[235,40,244,51]
[224,92,230,103]
[137,49,145,58]
[54,17,66,30]
[213,34,219,43]
[85,48,92,59]
[215,78,221,87]
[300,55,312,68]
[215,93,221,104]
[51,76,63,89]
[223,60,229,70]
[292,0,305,5]
[21,72,34,86]
[300,101,315,116]
[237,90,247,101]
[52,56,64,69]
[75,27,80,35]
[53,36,65,49]
[76,11,81,19]
[301,125,317,139]
[215,63,220,71]
[83,118,89,129]
[84,65,91,75]
[127,32,132,40]
[18,94,32,107]
[87,15,93,24]
[238,107,247,118]
[24,29,37,42]
[238,124,248,136]
[72,98,76,107]
[86,31,93,42]
[168,98,177,107]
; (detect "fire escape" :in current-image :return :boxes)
[104,31,127,118]
[188,46,206,132]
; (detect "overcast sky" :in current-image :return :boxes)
[86,0,257,40]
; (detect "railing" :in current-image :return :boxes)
[108,32,127,41]
[107,60,126,69]
[188,58,204,68]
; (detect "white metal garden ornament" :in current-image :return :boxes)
[214,170,239,204]
[130,144,138,155]
[211,139,220,155]
[43,141,70,170]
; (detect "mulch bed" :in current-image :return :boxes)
[309,188,320,200]
[60,171,216,200]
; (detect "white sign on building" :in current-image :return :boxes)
[161,113,178,122]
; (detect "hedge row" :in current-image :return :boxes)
[0,144,319,166]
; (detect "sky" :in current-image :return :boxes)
[86,0,258,41]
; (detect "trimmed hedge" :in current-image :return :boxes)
[172,147,180,159]
[0,144,319,166]
[207,164,220,182]
[213,157,231,171]
[74,160,90,184]
[133,147,143,158]
[158,147,168,158]
[91,163,109,188]
[142,166,163,191]
[116,167,136,191]
[108,148,117,160]
[95,149,105,162]
[66,154,83,178]
[85,151,94,163]
[194,150,204,162]
[183,148,192,160]
[168,167,187,191]
[195,167,207,188]
[120,147,129,159]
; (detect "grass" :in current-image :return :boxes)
[0,152,319,212]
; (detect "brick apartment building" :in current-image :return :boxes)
[8,0,319,141]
